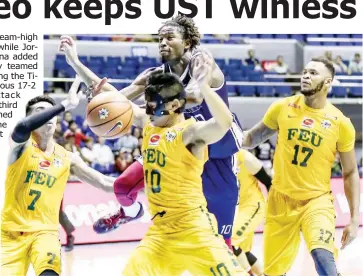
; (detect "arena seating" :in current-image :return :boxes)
[45,34,363,46]
[51,54,362,98]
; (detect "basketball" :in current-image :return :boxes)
[86,91,134,139]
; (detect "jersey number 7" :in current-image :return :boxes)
[27,189,41,211]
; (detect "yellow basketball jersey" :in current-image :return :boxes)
[236,150,264,203]
[142,118,208,222]
[1,136,71,232]
[263,94,355,200]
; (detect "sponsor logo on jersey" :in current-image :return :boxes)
[39,160,51,170]
[288,103,300,109]
[149,134,161,146]
[302,117,314,128]
[166,131,176,142]
[54,158,62,168]
[321,120,332,129]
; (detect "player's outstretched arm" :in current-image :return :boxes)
[59,35,162,100]
[8,77,82,165]
[183,55,232,146]
[69,152,115,193]
[242,149,272,191]
[59,36,117,92]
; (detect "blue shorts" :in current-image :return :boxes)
[202,156,239,239]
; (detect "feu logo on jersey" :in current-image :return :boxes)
[287,128,323,147]
[24,170,58,188]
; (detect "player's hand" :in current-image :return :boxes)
[61,75,83,111]
[132,67,164,86]
[59,35,79,66]
[85,78,109,102]
[341,221,359,249]
[192,54,213,86]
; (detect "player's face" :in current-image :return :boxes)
[300,61,332,97]
[147,99,182,127]
[29,101,57,137]
[158,26,189,63]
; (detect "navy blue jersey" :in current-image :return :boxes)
[163,62,243,159]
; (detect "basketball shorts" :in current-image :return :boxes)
[123,206,248,276]
[232,195,266,252]
[264,188,337,275]
[202,156,239,239]
[1,230,61,275]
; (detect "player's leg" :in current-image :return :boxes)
[93,158,145,233]
[30,230,62,276]
[123,225,183,276]
[232,199,265,275]
[59,204,75,252]
[301,193,339,276]
[202,157,239,248]
[245,251,263,275]
[264,188,301,276]
[182,207,248,275]
[1,230,31,275]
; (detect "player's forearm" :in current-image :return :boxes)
[72,164,115,193]
[120,84,145,101]
[199,83,232,131]
[343,168,361,224]
[242,123,276,149]
[72,60,116,91]
[12,104,65,143]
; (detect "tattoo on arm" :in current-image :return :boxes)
[243,122,276,149]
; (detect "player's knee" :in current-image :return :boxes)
[113,163,144,207]
[311,248,337,276]
[39,269,58,276]
[245,251,257,266]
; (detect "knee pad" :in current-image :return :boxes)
[39,270,58,276]
[311,248,337,276]
[245,251,257,266]
[114,161,144,206]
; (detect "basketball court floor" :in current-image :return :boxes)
[26,227,363,276]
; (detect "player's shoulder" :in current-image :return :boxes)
[269,94,300,110]
[325,101,350,122]
[325,101,352,125]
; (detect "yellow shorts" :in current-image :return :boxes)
[1,230,61,276]
[123,207,248,276]
[232,197,266,252]
[264,188,337,275]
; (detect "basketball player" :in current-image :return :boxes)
[120,54,245,274]
[0,78,119,276]
[232,149,271,276]
[241,58,360,275]
[59,15,243,248]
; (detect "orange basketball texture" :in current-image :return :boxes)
[86,92,134,139]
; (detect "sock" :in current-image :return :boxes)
[123,202,141,218]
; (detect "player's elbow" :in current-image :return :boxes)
[12,120,30,143]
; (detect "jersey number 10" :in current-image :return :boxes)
[145,169,161,193]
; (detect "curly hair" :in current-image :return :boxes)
[158,14,201,50]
